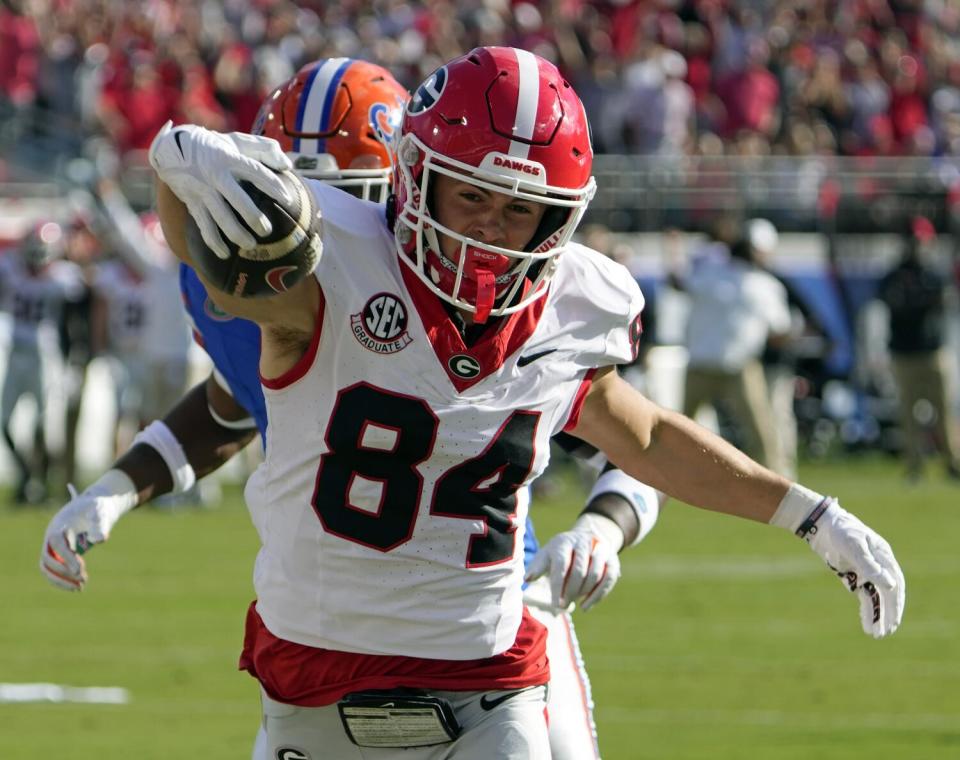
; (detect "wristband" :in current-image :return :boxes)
[85,468,139,511]
[794,497,835,540]
[209,370,257,430]
[573,512,625,553]
[208,402,258,431]
[211,368,233,395]
[74,469,139,553]
[586,469,660,548]
[769,483,833,539]
[133,420,197,494]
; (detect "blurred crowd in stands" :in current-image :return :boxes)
[4,0,960,167]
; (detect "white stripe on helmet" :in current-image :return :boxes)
[298,57,350,156]
[508,48,540,159]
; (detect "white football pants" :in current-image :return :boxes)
[256,684,550,760]
[250,582,598,760]
[525,577,602,760]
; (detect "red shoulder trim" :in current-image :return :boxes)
[562,368,597,432]
[260,285,326,390]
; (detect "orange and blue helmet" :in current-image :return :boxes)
[253,58,408,203]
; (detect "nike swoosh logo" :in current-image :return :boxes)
[517,348,557,367]
[174,130,187,158]
[479,690,525,711]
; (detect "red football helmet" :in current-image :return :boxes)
[253,58,408,202]
[394,47,596,321]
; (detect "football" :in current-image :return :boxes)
[183,169,322,298]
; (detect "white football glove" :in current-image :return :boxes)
[148,120,294,260]
[771,485,905,638]
[807,503,905,638]
[524,513,623,611]
[40,470,139,592]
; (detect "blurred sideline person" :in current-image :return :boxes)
[748,218,830,480]
[59,218,101,487]
[747,219,829,478]
[876,217,960,480]
[99,203,192,428]
[748,219,799,478]
[91,254,149,455]
[0,222,84,503]
[123,47,901,758]
[671,217,791,475]
[40,57,660,760]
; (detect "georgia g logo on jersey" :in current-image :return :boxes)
[351,292,413,354]
[408,67,447,114]
[448,354,481,379]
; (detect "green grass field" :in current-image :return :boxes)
[2,457,958,759]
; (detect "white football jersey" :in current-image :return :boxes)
[246,183,644,660]
[0,254,83,352]
[95,260,147,354]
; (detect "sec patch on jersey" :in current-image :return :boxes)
[185,170,322,298]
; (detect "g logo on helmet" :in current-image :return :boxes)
[408,67,447,114]
[448,354,481,379]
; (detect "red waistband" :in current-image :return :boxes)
[238,601,550,707]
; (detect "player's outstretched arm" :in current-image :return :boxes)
[526,468,662,611]
[152,124,322,378]
[149,120,294,260]
[40,374,257,592]
[569,367,905,638]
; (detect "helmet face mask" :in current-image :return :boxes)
[396,144,576,320]
[394,47,596,321]
[253,58,408,203]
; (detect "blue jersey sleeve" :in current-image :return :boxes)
[523,515,538,571]
[179,264,268,443]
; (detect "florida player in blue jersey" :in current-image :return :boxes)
[41,58,660,760]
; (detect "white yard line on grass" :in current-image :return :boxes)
[0,683,130,704]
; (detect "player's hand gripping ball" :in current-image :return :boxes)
[185,170,322,297]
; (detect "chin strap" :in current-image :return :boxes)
[473,269,495,323]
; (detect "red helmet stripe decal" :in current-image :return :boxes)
[508,48,541,159]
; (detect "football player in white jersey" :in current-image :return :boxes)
[139,46,904,758]
[91,256,149,453]
[40,57,658,760]
[0,222,83,503]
